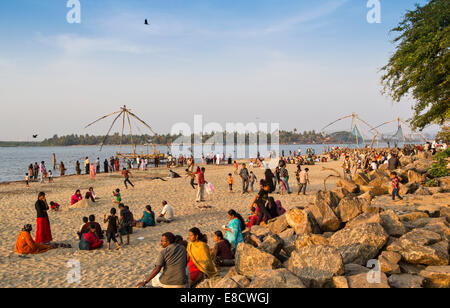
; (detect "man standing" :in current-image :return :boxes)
[194,167,206,202]
[38,161,46,184]
[280,163,291,194]
[239,163,250,194]
[388,154,401,171]
[84,157,90,175]
[122,168,135,189]
[342,156,352,180]
[298,168,310,195]
[95,157,100,173]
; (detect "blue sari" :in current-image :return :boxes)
[138,211,155,227]
[225,218,244,249]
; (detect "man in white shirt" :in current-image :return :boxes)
[157,201,174,223]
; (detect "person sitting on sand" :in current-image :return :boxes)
[246,207,259,231]
[79,224,103,250]
[88,215,104,239]
[85,187,97,202]
[250,180,271,226]
[112,188,122,204]
[224,210,245,251]
[103,208,121,251]
[15,224,51,255]
[49,201,60,211]
[16,224,71,255]
[187,228,218,287]
[118,203,132,245]
[210,231,234,267]
[156,201,173,223]
[136,232,188,288]
[71,190,83,205]
[77,217,89,240]
[137,205,156,227]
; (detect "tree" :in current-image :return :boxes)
[381,0,449,130]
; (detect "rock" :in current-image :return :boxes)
[346,213,382,229]
[248,269,306,288]
[404,159,434,174]
[344,264,370,276]
[419,266,450,288]
[235,243,282,277]
[195,276,222,288]
[415,186,432,195]
[336,179,360,194]
[380,210,408,237]
[386,229,449,266]
[368,170,390,182]
[416,204,442,217]
[279,229,296,256]
[378,164,389,171]
[295,234,329,250]
[249,225,271,238]
[422,221,450,240]
[230,275,251,288]
[354,173,371,186]
[403,218,433,229]
[441,207,450,223]
[400,156,413,166]
[259,234,283,256]
[215,277,241,288]
[378,251,402,274]
[310,191,342,232]
[267,215,289,234]
[408,170,425,184]
[399,212,429,222]
[285,208,313,235]
[346,272,390,288]
[337,197,367,223]
[389,183,419,195]
[288,245,344,288]
[399,262,426,275]
[439,176,450,192]
[428,187,443,194]
[223,267,238,279]
[329,223,389,265]
[332,276,349,288]
[388,274,424,288]
[334,187,350,200]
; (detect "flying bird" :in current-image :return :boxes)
[32,135,38,138]
[144,19,150,25]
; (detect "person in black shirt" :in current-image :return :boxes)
[104,208,121,250]
[35,192,53,244]
[250,181,271,225]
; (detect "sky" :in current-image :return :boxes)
[0,0,435,141]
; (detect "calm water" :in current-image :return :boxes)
[0,143,368,182]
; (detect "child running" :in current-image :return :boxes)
[390,172,403,202]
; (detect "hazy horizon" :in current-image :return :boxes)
[0,0,439,142]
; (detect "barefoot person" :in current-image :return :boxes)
[223,210,245,251]
[16,224,51,254]
[122,168,134,189]
[187,228,218,286]
[103,208,121,250]
[35,192,52,244]
[156,201,174,223]
[136,232,188,288]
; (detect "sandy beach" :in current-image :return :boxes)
[0,159,343,288]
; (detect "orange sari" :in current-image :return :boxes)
[15,231,51,254]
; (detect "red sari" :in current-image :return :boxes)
[35,200,52,244]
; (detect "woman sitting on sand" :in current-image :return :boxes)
[210,231,234,267]
[85,187,97,202]
[71,190,83,205]
[187,228,218,286]
[224,210,245,251]
[137,205,155,227]
[79,224,103,250]
[15,224,71,255]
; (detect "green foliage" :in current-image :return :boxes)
[381,0,450,130]
[424,178,439,187]
[429,148,450,178]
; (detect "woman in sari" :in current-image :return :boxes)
[35,192,52,244]
[224,210,245,250]
[71,189,83,205]
[16,224,51,254]
[137,205,155,227]
[90,163,96,180]
[187,228,218,286]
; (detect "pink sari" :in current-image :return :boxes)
[90,164,96,180]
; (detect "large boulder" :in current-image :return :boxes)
[337,197,369,223]
[288,245,344,288]
[346,213,382,229]
[249,225,271,238]
[399,212,429,222]
[258,234,283,256]
[388,274,424,288]
[332,276,349,288]
[419,266,450,288]
[378,251,402,275]
[248,269,306,288]
[439,176,450,192]
[195,276,222,288]
[267,215,289,234]
[415,186,432,196]
[309,191,342,232]
[380,210,408,237]
[353,173,371,186]
[408,170,426,184]
[278,229,296,256]
[344,264,370,276]
[404,159,434,174]
[329,223,389,265]
[295,234,329,250]
[399,156,413,166]
[336,179,360,194]
[386,229,449,266]
[285,208,313,235]
[346,272,390,288]
[235,243,282,277]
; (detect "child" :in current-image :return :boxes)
[103,208,121,250]
[25,173,29,188]
[390,172,403,201]
[48,171,53,183]
[77,217,89,239]
[249,171,257,192]
[49,201,60,211]
[228,173,233,193]
[233,161,238,175]
[113,189,122,204]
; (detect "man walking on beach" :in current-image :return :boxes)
[122,168,135,189]
[239,163,250,194]
[194,167,206,202]
[298,168,310,195]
